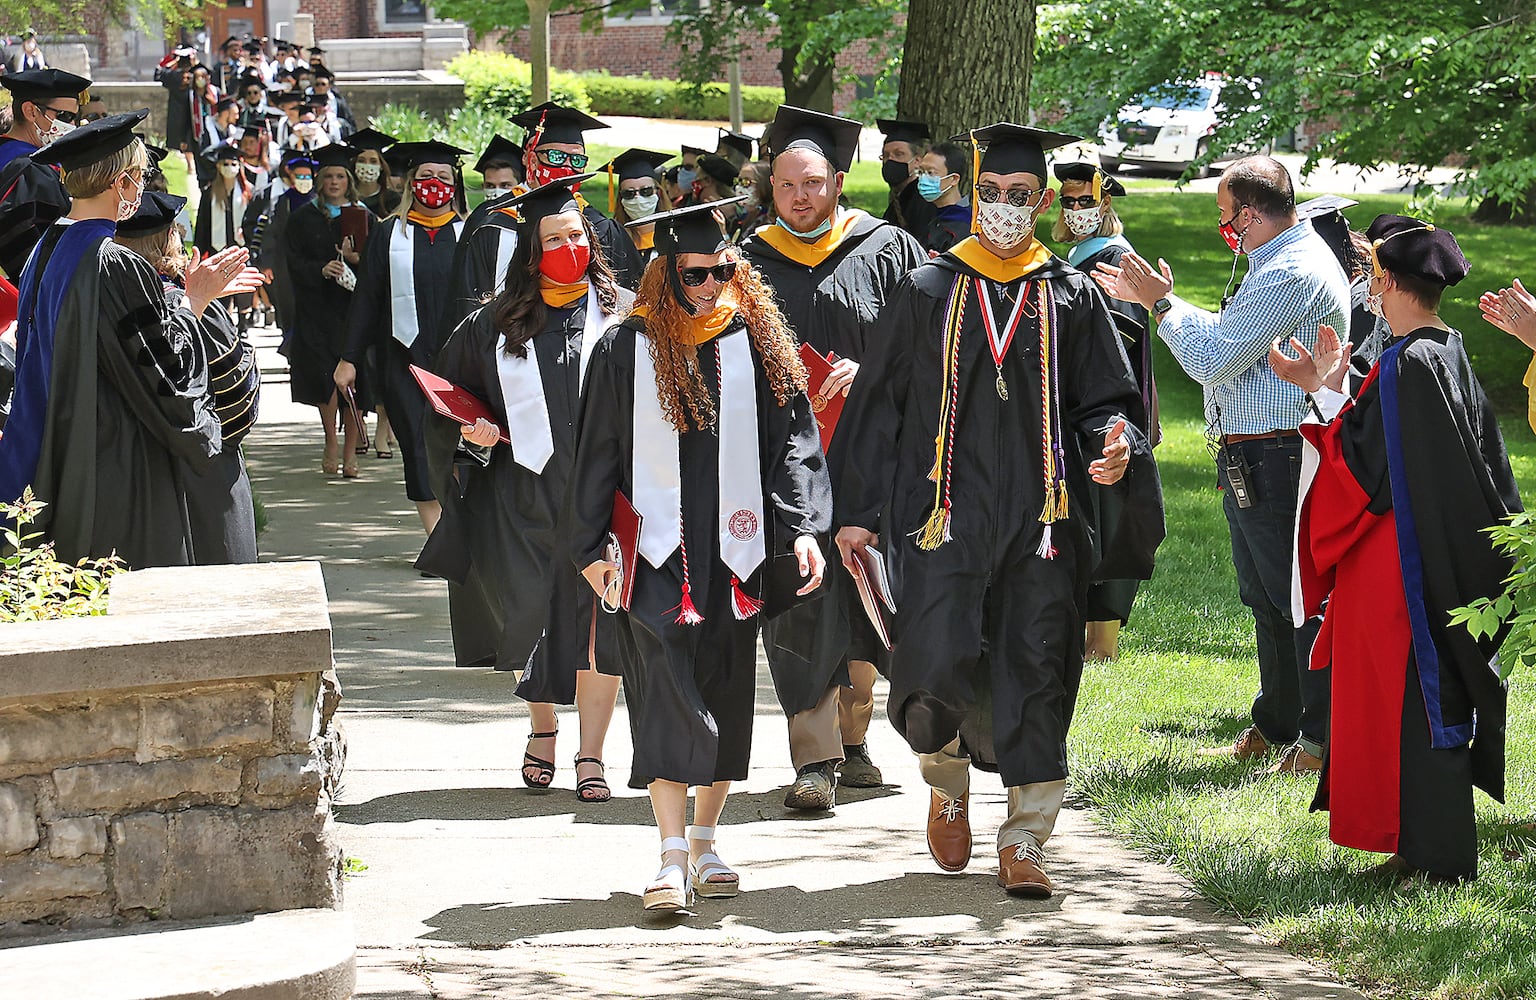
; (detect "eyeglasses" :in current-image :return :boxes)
[620,185,657,199]
[78,113,108,125]
[536,149,589,169]
[1059,195,1099,210]
[677,262,737,286]
[915,169,952,179]
[976,184,1040,207]
[43,107,79,125]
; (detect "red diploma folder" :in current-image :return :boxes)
[797,342,845,449]
[408,364,510,445]
[604,490,643,612]
[848,544,897,651]
[339,206,371,253]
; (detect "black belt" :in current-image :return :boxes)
[1219,429,1301,446]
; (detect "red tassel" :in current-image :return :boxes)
[674,584,705,625]
[731,575,764,620]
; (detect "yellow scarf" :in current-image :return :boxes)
[407,206,458,230]
[540,277,589,308]
[1524,355,1536,435]
[494,185,589,223]
[752,209,863,268]
[632,289,740,345]
[947,236,1053,283]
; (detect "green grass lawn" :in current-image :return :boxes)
[1071,190,1536,999]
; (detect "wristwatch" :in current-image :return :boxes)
[1153,297,1173,318]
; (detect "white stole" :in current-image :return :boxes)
[632,328,765,581]
[390,217,465,348]
[493,285,612,474]
[493,227,518,296]
[210,184,247,249]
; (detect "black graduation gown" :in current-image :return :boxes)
[344,216,462,503]
[0,221,220,568]
[286,200,373,407]
[924,203,971,256]
[742,213,927,716]
[359,188,401,219]
[1071,240,1159,624]
[161,74,195,149]
[193,184,250,254]
[0,141,69,281]
[568,317,832,788]
[1301,327,1519,877]
[883,180,937,242]
[834,243,1165,786]
[417,289,632,686]
[254,190,313,333]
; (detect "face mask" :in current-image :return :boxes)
[39,115,74,144]
[410,176,454,209]
[482,185,516,200]
[218,162,241,178]
[881,160,911,188]
[1366,286,1384,318]
[622,192,659,218]
[1218,207,1249,254]
[292,176,314,195]
[676,168,697,190]
[916,174,950,202]
[776,213,834,240]
[977,199,1036,250]
[116,173,144,222]
[530,162,577,189]
[354,162,381,183]
[539,241,591,286]
[1063,205,1104,239]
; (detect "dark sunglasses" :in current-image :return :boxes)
[620,185,657,199]
[536,148,589,169]
[78,112,108,125]
[44,107,80,124]
[976,184,1040,207]
[677,261,737,287]
[1059,195,1100,209]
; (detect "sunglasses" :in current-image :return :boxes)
[620,185,657,199]
[44,107,80,124]
[536,148,589,169]
[1059,195,1100,210]
[976,184,1041,207]
[677,261,737,286]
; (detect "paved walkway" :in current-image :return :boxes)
[245,392,1365,999]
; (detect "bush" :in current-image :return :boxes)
[445,51,590,118]
[0,488,123,622]
[576,72,784,121]
[369,103,510,158]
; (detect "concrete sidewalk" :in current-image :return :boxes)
[245,398,1365,999]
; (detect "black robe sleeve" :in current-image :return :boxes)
[344,221,393,366]
[568,324,634,572]
[0,157,70,280]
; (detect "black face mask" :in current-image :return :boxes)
[881,159,911,188]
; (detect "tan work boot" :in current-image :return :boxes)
[1197,725,1273,759]
[998,841,1052,898]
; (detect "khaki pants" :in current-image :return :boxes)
[917,737,1065,852]
[787,660,879,770]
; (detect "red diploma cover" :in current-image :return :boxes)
[605,490,643,612]
[848,544,897,651]
[408,364,510,445]
[339,206,371,253]
[797,342,845,448]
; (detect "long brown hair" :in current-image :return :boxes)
[635,248,807,433]
[491,212,620,357]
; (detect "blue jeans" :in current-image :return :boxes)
[1217,436,1329,752]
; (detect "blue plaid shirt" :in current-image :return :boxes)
[1158,221,1350,437]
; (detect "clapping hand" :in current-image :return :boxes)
[185,245,267,318]
[1479,278,1536,350]
[1092,251,1174,310]
[1269,323,1349,394]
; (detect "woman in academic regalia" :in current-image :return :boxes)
[286,143,372,477]
[335,140,471,535]
[569,201,831,912]
[418,175,632,802]
[602,148,675,266]
[1052,160,1158,662]
[350,128,402,222]
[253,153,316,342]
[194,145,254,255]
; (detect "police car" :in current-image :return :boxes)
[1096,75,1258,177]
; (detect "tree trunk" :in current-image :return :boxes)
[778,40,836,113]
[528,0,553,106]
[899,0,1037,142]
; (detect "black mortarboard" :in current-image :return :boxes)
[601,148,673,182]
[1296,194,1359,222]
[281,152,318,172]
[680,144,708,158]
[1052,160,1127,198]
[238,71,265,89]
[1299,195,1359,271]
[222,35,240,48]
[309,46,327,56]
[498,173,593,229]
[715,129,754,165]
[213,96,239,113]
[275,39,292,51]
[389,140,469,168]
[202,143,242,164]
[347,127,397,152]
[136,134,170,165]
[474,134,524,174]
[312,144,358,170]
[764,105,860,173]
[304,95,330,112]
[271,90,304,107]
[1366,214,1470,287]
[34,108,148,170]
[638,197,747,255]
[117,190,186,237]
[509,102,607,147]
[311,65,335,81]
[963,122,1079,180]
[697,153,738,185]
[1,68,93,105]
[242,41,261,54]
[877,118,931,147]
[383,145,411,173]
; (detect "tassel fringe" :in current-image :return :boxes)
[730,576,764,620]
[673,584,705,625]
[911,504,952,552]
[1036,522,1057,560]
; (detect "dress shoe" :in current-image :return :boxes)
[1197,725,1273,760]
[1264,743,1323,775]
[837,743,884,788]
[783,761,837,811]
[926,790,971,872]
[998,841,1052,898]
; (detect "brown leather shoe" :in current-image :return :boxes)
[1197,725,1273,759]
[998,841,1052,898]
[1264,743,1323,775]
[926,790,971,872]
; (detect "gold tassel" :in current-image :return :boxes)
[912,506,951,552]
[969,129,981,235]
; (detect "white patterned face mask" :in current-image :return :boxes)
[1063,205,1103,239]
[977,198,1036,249]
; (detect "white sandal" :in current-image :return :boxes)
[642,837,693,912]
[687,825,740,899]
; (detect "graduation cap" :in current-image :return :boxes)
[1,68,93,105]
[1299,195,1360,271]
[1296,194,1358,222]
[637,197,747,255]
[117,191,187,238]
[697,153,738,185]
[680,144,708,159]
[303,95,330,113]
[347,127,397,152]
[497,173,594,230]
[763,105,860,174]
[877,119,931,147]
[242,41,262,54]
[474,134,524,174]
[1366,214,1470,287]
[1052,160,1126,199]
[598,148,673,213]
[281,152,319,172]
[389,140,469,169]
[33,108,148,170]
[136,133,170,166]
[311,65,335,81]
[271,90,304,108]
[383,145,411,174]
[222,35,241,49]
[312,144,358,170]
[308,46,327,57]
[509,102,607,147]
[958,122,1079,180]
[202,143,242,165]
[237,72,266,91]
[715,129,755,166]
[213,96,239,113]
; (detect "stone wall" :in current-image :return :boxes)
[0,563,344,935]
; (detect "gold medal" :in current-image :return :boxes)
[996,372,1009,401]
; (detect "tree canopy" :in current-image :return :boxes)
[4,0,200,36]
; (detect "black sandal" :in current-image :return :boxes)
[522,730,557,788]
[574,756,611,803]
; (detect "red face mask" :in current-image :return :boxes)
[1218,205,1249,254]
[539,241,591,285]
[410,176,455,210]
[530,162,579,190]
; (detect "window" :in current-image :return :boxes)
[384,0,430,24]
[604,0,699,26]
